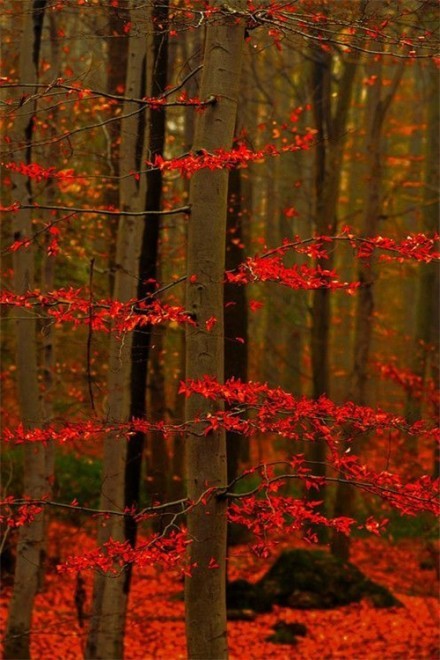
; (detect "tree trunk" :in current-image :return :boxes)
[184,4,246,657]
[39,9,63,586]
[126,0,168,559]
[331,56,404,561]
[105,0,129,296]
[406,61,439,427]
[170,331,186,501]
[225,167,248,484]
[308,46,360,541]
[4,3,48,658]
[146,324,170,514]
[85,3,147,656]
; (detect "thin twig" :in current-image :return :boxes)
[15,203,191,217]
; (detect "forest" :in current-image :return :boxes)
[0,1,439,658]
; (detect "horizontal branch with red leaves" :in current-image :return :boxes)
[2,366,438,573]
[2,233,438,335]
[2,454,438,572]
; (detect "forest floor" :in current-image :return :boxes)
[1,521,439,659]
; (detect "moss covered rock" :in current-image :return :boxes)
[227,549,401,612]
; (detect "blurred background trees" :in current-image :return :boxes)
[1,0,439,657]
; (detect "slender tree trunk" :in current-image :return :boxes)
[184,4,246,657]
[331,57,404,560]
[86,3,147,657]
[4,3,47,658]
[308,46,360,541]
[39,10,62,586]
[225,167,248,484]
[126,0,169,556]
[225,168,249,547]
[406,62,439,427]
[168,27,203,503]
[146,324,170,512]
[352,61,404,407]
[170,336,186,500]
[263,157,282,389]
[105,0,129,296]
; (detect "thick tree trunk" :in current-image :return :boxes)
[184,5,245,657]
[4,3,48,658]
[86,3,147,657]
[331,57,403,561]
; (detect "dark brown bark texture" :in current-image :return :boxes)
[5,3,48,658]
[308,45,360,543]
[125,0,169,554]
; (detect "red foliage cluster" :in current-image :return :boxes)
[3,233,437,337]
[2,161,75,183]
[59,530,191,575]
[2,418,162,446]
[179,377,440,517]
[149,134,316,177]
[375,361,439,410]
[229,493,356,554]
[2,373,437,549]
[0,288,195,332]
[277,230,440,264]
[352,233,440,263]
[0,496,43,529]
[178,376,434,438]
[225,256,358,292]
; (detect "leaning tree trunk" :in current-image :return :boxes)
[85,3,147,657]
[331,56,404,561]
[184,4,246,658]
[4,3,48,658]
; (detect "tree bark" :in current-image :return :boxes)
[105,0,129,296]
[146,324,170,512]
[225,167,248,484]
[126,0,168,558]
[4,3,48,658]
[86,3,147,657]
[184,4,246,657]
[308,46,360,541]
